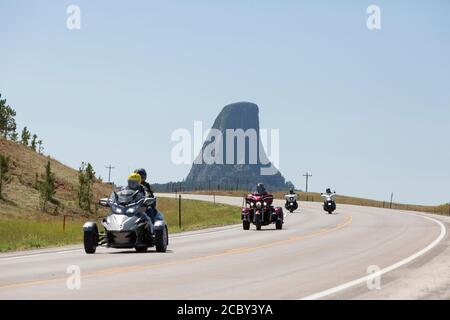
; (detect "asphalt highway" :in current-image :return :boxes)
[0,193,448,299]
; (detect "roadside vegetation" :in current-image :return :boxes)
[0,197,240,252]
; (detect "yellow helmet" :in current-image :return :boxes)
[127,173,141,190]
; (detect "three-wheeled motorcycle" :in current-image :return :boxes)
[83,187,169,254]
[241,193,284,230]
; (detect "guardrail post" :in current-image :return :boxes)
[178,194,182,230]
[63,215,66,232]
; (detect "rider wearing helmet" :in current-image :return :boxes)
[127,172,148,246]
[134,168,154,197]
[134,168,163,224]
[128,173,144,193]
[289,188,295,195]
[255,183,267,196]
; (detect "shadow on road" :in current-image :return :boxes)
[104,249,174,255]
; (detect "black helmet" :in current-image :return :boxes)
[134,168,147,181]
[256,183,266,195]
[289,188,294,194]
[326,188,332,194]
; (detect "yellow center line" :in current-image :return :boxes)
[0,213,353,290]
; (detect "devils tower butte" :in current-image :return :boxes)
[185,102,288,191]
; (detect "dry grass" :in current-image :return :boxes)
[0,197,240,252]
[0,138,113,218]
[0,139,241,251]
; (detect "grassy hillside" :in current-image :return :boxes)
[0,138,113,218]
[0,139,241,252]
[182,190,450,216]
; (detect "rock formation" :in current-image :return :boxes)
[185,102,289,191]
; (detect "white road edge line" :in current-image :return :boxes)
[299,211,447,300]
[0,249,84,262]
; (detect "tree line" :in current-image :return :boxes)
[0,155,99,215]
[0,93,44,153]
[0,93,100,214]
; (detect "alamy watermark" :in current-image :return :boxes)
[366,265,382,290]
[66,5,81,30]
[171,121,280,176]
[367,5,381,30]
[66,265,81,290]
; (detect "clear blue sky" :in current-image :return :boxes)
[1,1,449,205]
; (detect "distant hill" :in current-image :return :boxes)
[0,138,113,218]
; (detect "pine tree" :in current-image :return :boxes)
[30,134,38,151]
[10,131,18,142]
[78,162,96,213]
[0,94,17,139]
[0,155,12,200]
[38,161,56,212]
[37,140,44,154]
[21,127,31,146]
[86,163,96,182]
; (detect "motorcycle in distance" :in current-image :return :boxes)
[321,191,337,214]
[284,193,299,213]
[83,187,169,254]
[241,193,284,230]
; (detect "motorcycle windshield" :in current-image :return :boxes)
[110,188,143,206]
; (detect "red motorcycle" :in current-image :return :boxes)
[241,193,284,230]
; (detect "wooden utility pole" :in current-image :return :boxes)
[178,195,182,229]
[303,172,312,201]
[105,164,115,183]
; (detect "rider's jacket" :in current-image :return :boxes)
[322,192,336,201]
[140,182,155,198]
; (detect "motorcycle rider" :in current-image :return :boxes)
[321,188,336,213]
[323,188,336,198]
[127,172,145,195]
[134,168,154,197]
[286,188,296,203]
[126,172,150,246]
[134,168,164,224]
[254,183,268,196]
[285,188,298,212]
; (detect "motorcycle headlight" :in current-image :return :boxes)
[115,207,123,214]
[290,197,294,201]
[263,202,267,207]
[250,202,254,207]
[256,201,262,208]
[126,207,135,214]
